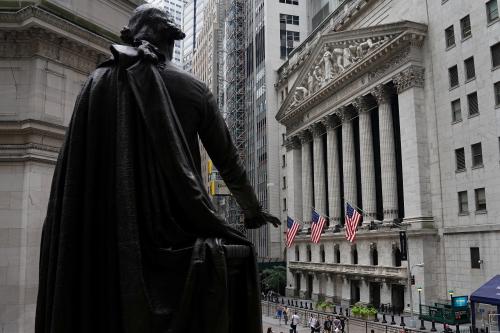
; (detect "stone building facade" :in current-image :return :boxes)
[0,1,139,332]
[276,0,500,313]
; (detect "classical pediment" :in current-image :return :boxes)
[276,21,427,124]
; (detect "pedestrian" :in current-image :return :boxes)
[290,311,300,333]
[309,314,319,333]
[283,306,289,325]
[324,315,333,333]
[277,304,283,324]
[315,317,322,332]
[333,316,341,333]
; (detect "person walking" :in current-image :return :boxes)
[290,312,300,333]
[324,315,333,333]
[277,304,283,325]
[283,306,289,325]
[309,314,318,333]
[333,316,341,333]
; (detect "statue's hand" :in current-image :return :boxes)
[244,211,281,229]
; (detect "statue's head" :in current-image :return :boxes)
[120,4,185,47]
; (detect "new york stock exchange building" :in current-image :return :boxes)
[275,0,500,313]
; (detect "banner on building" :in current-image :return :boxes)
[399,231,408,260]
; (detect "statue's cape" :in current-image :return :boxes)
[35,44,262,333]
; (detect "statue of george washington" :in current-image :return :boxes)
[35,4,280,333]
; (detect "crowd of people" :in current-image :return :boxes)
[268,305,346,333]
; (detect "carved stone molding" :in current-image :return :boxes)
[352,95,371,113]
[321,114,341,130]
[336,106,356,123]
[371,84,394,105]
[298,129,313,144]
[393,65,425,94]
[369,242,377,251]
[310,122,326,137]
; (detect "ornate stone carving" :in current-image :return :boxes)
[284,136,301,151]
[369,242,377,251]
[290,86,309,107]
[336,106,356,123]
[352,95,371,113]
[393,65,425,94]
[298,129,312,144]
[371,84,393,105]
[321,114,341,130]
[310,122,326,137]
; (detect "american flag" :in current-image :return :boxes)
[286,216,300,248]
[345,202,361,242]
[311,209,327,243]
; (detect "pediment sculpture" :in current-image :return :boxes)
[290,36,388,107]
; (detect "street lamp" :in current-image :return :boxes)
[417,286,423,316]
[408,263,424,327]
[448,290,454,304]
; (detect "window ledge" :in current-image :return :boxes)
[492,65,500,72]
[496,104,500,109]
[458,212,470,216]
[446,44,456,51]
[461,35,472,43]
[452,118,463,125]
[449,85,460,91]
[487,18,500,27]
[455,168,466,173]
[475,210,487,215]
[472,164,484,170]
[465,77,476,84]
[468,112,480,119]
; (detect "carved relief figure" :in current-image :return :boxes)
[306,72,316,95]
[313,65,324,87]
[291,86,309,106]
[320,46,333,81]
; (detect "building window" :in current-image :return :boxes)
[470,247,481,269]
[283,198,287,211]
[451,99,462,122]
[460,15,472,39]
[280,0,299,4]
[280,14,299,25]
[320,245,325,263]
[334,245,340,264]
[282,176,287,189]
[445,25,455,48]
[352,246,358,265]
[455,147,466,171]
[471,142,483,167]
[449,65,459,88]
[295,246,300,261]
[282,154,286,167]
[307,245,311,262]
[495,82,500,106]
[464,57,476,81]
[475,188,487,212]
[458,191,468,214]
[371,247,378,266]
[486,0,499,23]
[393,247,402,267]
[491,42,500,68]
[468,92,479,116]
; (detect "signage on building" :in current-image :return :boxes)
[399,231,408,260]
[452,296,468,308]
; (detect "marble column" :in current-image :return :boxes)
[372,84,398,221]
[353,96,377,220]
[339,107,357,211]
[322,115,341,226]
[380,281,392,305]
[311,122,327,217]
[393,66,432,221]
[299,129,313,227]
[285,136,303,221]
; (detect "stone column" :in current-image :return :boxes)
[285,136,303,221]
[372,84,398,221]
[299,130,313,227]
[322,115,341,226]
[393,66,432,221]
[339,107,357,210]
[360,279,370,304]
[353,96,377,220]
[380,281,392,305]
[311,122,327,217]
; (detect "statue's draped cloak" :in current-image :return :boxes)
[35,45,262,333]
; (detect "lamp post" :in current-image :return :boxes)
[448,290,454,305]
[408,263,424,327]
[417,287,422,317]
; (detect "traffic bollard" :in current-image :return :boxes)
[400,316,406,327]
[391,315,396,325]
[420,319,426,330]
[430,320,436,332]
[382,313,387,324]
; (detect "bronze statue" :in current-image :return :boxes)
[35,4,279,333]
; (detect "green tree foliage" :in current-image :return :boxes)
[261,266,286,294]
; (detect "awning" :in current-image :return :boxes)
[470,275,500,306]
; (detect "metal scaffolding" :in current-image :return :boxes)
[224,0,247,226]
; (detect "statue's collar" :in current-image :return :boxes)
[109,40,166,68]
